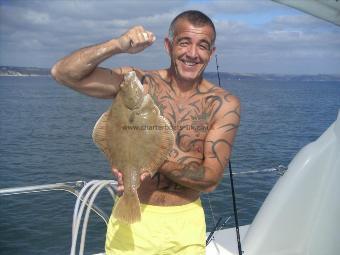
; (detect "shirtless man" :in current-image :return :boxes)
[52,10,240,255]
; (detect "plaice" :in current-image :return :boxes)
[92,71,174,224]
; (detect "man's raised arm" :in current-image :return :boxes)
[51,26,155,98]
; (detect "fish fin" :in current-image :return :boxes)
[113,191,141,224]
[142,116,175,176]
[92,111,110,160]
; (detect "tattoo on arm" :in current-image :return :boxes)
[207,139,231,168]
[206,95,222,120]
[218,123,239,133]
[223,108,240,118]
[154,162,206,190]
[167,163,206,181]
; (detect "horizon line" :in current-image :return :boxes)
[1,65,339,77]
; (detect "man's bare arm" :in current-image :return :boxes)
[159,95,241,192]
[51,26,155,98]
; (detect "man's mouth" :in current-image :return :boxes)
[182,60,198,67]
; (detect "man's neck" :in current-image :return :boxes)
[167,68,203,98]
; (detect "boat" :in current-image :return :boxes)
[272,0,340,26]
[206,110,340,255]
[205,2,340,253]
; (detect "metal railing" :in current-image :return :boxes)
[0,180,117,224]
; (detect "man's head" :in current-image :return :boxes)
[165,10,216,84]
[168,10,216,46]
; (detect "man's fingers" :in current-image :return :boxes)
[141,31,156,43]
[115,185,124,197]
[112,168,123,184]
[112,167,119,177]
[112,167,124,196]
[130,31,154,46]
[146,31,156,42]
[140,172,151,181]
[122,26,155,53]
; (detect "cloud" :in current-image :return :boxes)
[0,0,339,74]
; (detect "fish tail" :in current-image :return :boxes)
[113,191,141,224]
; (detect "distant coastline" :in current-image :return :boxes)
[205,72,340,82]
[0,66,50,77]
[1,66,340,81]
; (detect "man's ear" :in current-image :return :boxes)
[164,37,172,55]
[209,46,216,61]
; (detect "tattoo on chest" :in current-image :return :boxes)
[143,73,222,138]
[142,71,240,185]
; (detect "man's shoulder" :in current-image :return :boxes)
[202,80,240,122]
[203,79,240,106]
[118,67,165,84]
[127,67,165,75]
[119,66,146,78]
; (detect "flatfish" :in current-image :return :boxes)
[92,71,174,224]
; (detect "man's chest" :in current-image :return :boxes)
[148,90,215,156]
[141,73,223,155]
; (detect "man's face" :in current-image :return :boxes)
[166,19,216,83]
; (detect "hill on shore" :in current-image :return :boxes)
[1,66,339,81]
[0,66,50,76]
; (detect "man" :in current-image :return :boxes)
[52,10,240,255]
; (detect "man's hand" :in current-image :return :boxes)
[111,166,152,196]
[118,26,156,54]
[112,167,124,196]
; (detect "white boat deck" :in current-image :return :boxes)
[206,225,249,255]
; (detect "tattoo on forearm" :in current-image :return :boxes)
[169,164,206,181]
[177,155,204,164]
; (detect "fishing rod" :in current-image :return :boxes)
[228,160,243,255]
[215,54,243,255]
[215,54,221,88]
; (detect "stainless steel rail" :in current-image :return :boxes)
[0,181,86,196]
[0,180,118,224]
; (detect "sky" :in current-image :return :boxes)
[1,0,340,75]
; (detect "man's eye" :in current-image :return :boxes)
[179,41,189,46]
[200,44,210,50]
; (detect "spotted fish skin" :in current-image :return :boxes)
[92,71,174,224]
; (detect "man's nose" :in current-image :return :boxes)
[186,45,198,58]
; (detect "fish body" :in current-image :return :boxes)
[92,71,174,224]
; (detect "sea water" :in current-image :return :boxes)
[0,75,339,254]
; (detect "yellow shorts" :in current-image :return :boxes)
[105,199,206,255]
